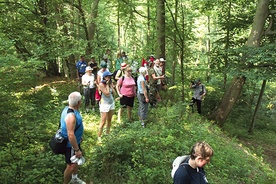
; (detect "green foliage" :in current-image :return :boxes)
[1,57,276,183]
[1,0,276,183]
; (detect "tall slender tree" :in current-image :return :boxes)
[209,0,271,126]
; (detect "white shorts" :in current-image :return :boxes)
[99,102,115,112]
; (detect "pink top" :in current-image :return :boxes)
[118,76,136,97]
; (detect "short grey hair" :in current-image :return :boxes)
[68,91,82,106]
[139,67,147,74]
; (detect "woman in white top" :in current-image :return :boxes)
[82,66,96,112]
[97,71,115,143]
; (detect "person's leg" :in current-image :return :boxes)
[117,108,123,122]
[83,88,89,111]
[88,88,92,108]
[106,110,114,134]
[156,84,161,101]
[64,147,79,184]
[64,164,79,184]
[126,96,134,120]
[91,88,96,109]
[139,97,148,127]
[196,100,202,114]
[149,86,156,106]
[127,106,132,120]
[137,94,142,120]
[98,112,107,137]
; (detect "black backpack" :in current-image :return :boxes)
[112,69,119,80]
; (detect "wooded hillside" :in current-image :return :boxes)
[0,0,275,183]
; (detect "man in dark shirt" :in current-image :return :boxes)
[88,55,98,76]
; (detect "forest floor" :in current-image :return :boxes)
[239,138,276,170]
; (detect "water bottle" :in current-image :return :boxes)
[55,129,65,143]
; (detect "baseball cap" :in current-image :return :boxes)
[102,71,113,78]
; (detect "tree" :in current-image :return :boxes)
[156,0,166,58]
[209,0,272,126]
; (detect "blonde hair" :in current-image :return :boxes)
[190,142,213,159]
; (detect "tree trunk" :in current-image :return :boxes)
[209,76,246,125]
[156,0,165,58]
[206,15,211,83]
[248,80,267,133]
[146,0,150,54]
[171,0,178,86]
[209,0,270,126]
[76,0,91,55]
[117,2,121,49]
[87,0,100,55]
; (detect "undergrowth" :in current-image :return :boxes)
[0,60,275,183]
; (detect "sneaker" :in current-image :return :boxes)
[141,122,145,128]
[85,108,89,113]
[70,177,86,184]
[97,137,102,143]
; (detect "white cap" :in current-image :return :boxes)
[160,58,166,62]
[85,66,93,72]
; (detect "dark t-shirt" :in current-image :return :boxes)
[89,62,98,76]
[173,157,209,184]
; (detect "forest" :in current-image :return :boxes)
[0,0,276,183]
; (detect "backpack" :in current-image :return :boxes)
[113,69,124,81]
[49,108,78,154]
[113,69,119,80]
[171,155,189,178]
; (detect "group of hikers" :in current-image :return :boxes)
[59,91,213,184]
[75,52,169,130]
[60,51,210,184]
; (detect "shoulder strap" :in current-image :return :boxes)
[67,108,74,114]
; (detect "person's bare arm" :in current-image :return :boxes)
[65,113,82,158]
[141,81,149,102]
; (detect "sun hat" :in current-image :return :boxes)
[160,58,166,62]
[102,71,113,78]
[103,55,108,59]
[121,62,127,68]
[85,66,93,72]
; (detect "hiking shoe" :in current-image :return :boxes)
[70,177,86,184]
[141,122,145,128]
[97,137,102,144]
